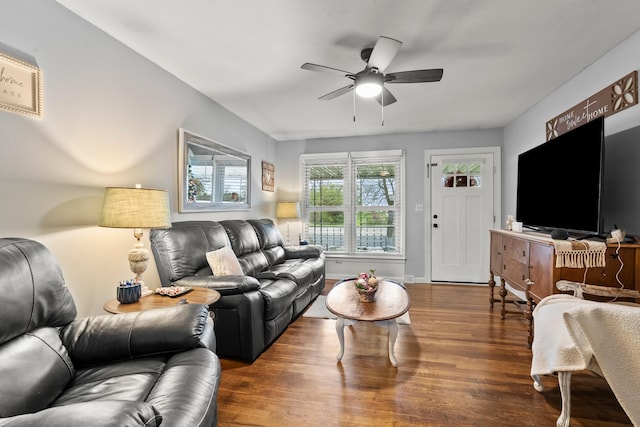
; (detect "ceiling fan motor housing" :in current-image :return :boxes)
[360,47,374,63]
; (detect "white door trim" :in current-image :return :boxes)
[424,146,502,283]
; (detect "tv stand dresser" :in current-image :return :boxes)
[488,229,640,347]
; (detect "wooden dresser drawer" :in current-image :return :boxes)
[503,237,529,264]
[502,257,529,289]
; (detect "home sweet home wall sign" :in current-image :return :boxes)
[546,71,637,141]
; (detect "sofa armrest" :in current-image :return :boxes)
[60,304,212,367]
[284,245,323,259]
[0,401,161,427]
[174,275,260,296]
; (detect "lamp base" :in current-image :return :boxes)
[128,234,153,296]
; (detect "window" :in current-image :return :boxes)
[301,150,404,256]
[441,161,482,188]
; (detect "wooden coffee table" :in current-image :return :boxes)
[104,287,220,314]
[325,278,410,367]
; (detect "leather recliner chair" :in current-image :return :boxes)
[0,238,221,427]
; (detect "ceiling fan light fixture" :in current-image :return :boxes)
[355,73,383,98]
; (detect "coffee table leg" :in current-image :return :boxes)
[374,319,399,367]
[336,317,345,361]
[388,320,399,367]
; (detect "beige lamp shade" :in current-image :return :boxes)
[276,202,300,219]
[99,187,171,229]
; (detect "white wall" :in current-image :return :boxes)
[503,30,640,220]
[277,129,503,281]
[0,1,278,317]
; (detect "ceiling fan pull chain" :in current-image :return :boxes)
[381,90,384,126]
[353,88,356,122]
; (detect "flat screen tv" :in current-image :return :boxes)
[516,116,605,236]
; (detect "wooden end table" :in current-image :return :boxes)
[104,287,221,314]
[325,278,410,367]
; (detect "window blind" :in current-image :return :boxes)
[300,150,404,256]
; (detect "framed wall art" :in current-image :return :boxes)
[262,161,274,192]
[0,51,42,118]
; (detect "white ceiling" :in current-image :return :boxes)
[56,0,640,141]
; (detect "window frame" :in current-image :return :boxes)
[300,150,405,257]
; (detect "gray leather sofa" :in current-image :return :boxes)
[0,238,221,427]
[150,218,325,361]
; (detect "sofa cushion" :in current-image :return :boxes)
[206,246,243,276]
[0,401,162,427]
[293,256,326,284]
[53,358,166,406]
[146,348,221,427]
[258,262,315,290]
[258,278,298,320]
[248,218,286,265]
[221,220,271,276]
[0,326,75,417]
[0,238,77,345]
[237,251,270,277]
[248,218,283,249]
[220,220,261,256]
[149,221,231,283]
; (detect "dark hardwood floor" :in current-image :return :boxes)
[217,282,631,426]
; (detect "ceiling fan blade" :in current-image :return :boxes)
[375,87,397,106]
[319,84,354,100]
[367,36,402,72]
[385,69,444,83]
[301,63,353,77]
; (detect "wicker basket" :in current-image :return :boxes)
[357,288,377,303]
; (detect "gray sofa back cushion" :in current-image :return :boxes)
[0,326,75,417]
[150,221,230,283]
[220,220,270,276]
[248,219,286,266]
[0,238,76,345]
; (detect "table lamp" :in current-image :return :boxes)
[276,202,300,245]
[99,185,171,296]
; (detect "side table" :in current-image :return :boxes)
[104,287,221,314]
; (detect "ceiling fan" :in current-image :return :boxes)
[301,36,444,109]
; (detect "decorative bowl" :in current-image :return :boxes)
[117,283,141,304]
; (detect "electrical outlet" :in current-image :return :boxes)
[607,229,626,244]
[612,229,624,241]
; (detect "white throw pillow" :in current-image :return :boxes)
[206,246,243,276]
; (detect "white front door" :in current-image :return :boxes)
[429,151,496,283]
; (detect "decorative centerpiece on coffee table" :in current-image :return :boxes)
[354,269,379,302]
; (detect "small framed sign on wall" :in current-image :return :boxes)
[0,51,42,118]
[262,161,274,192]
